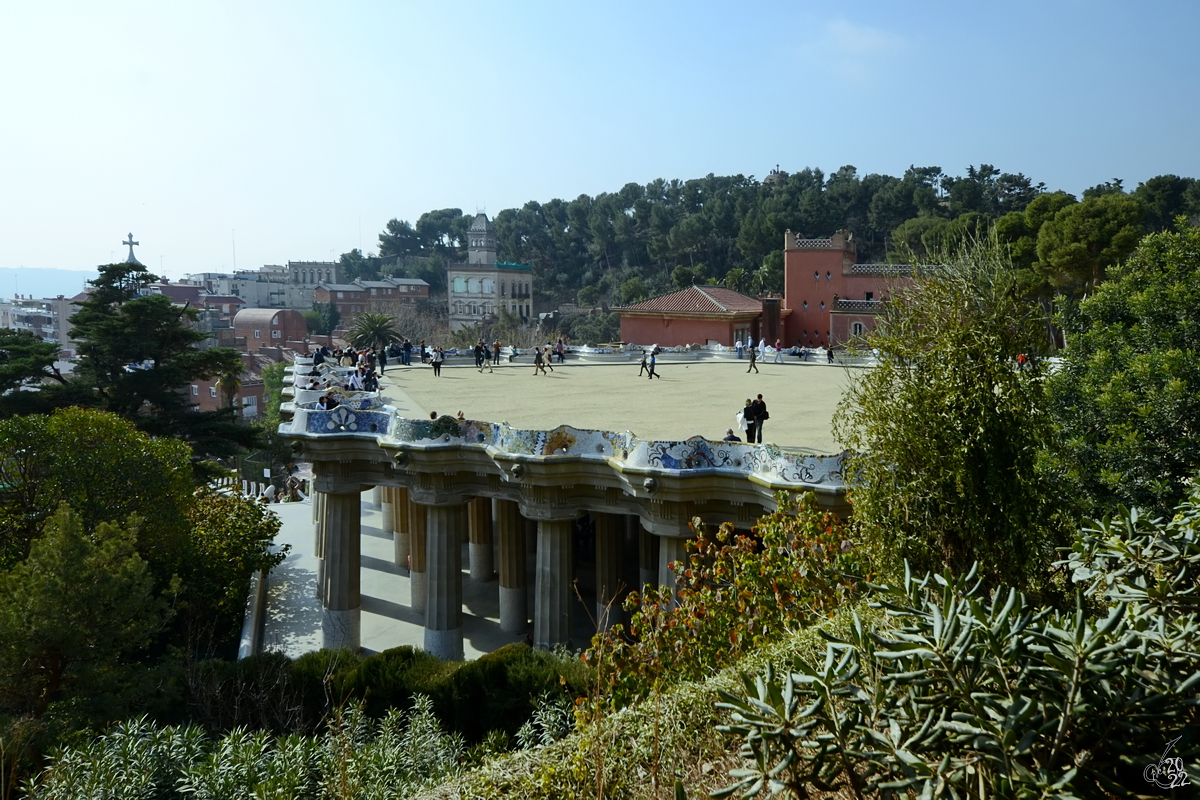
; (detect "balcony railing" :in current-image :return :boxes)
[834,299,884,312]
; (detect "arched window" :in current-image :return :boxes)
[467,278,479,293]
[852,322,864,336]
[481,278,494,293]
[325,271,332,283]
[453,277,467,293]
[814,271,819,282]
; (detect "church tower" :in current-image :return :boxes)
[467,213,497,265]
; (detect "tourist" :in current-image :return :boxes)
[774,339,784,363]
[758,337,767,361]
[827,346,835,364]
[555,337,565,363]
[533,347,548,376]
[431,347,444,377]
[647,350,660,379]
[735,337,744,359]
[638,350,649,376]
[750,394,768,443]
[420,340,428,363]
[492,340,502,366]
[347,369,364,391]
[742,398,756,443]
[378,346,388,375]
[723,427,742,442]
[402,339,413,366]
[746,344,759,374]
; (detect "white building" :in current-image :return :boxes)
[447,213,533,331]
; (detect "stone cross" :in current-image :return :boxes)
[123,233,140,264]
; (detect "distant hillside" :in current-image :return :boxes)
[0,267,95,301]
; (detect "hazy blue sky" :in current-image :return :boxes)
[2,1,1197,281]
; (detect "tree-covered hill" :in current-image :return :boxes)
[346,167,1199,308]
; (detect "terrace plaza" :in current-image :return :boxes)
[268,351,854,661]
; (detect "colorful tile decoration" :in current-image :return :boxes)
[288,408,843,490]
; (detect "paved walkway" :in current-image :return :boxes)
[263,358,857,660]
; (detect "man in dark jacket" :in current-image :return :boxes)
[749,394,768,443]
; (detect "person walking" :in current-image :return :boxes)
[746,344,759,373]
[638,350,649,376]
[750,393,768,443]
[741,398,756,444]
[533,347,548,376]
[555,337,565,363]
[827,345,835,364]
[647,350,660,379]
[773,339,784,363]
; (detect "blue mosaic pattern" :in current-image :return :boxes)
[288,406,843,489]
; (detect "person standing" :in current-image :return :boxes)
[402,339,412,366]
[432,347,444,377]
[555,337,565,363]
[492,340,502,367]
[378,346,388,375]
[746,344,759,373]
[647,350,660,379]
[750,394,768,443]
[735,337,744,359]
[773,339,783,363]
[742,398,756,444]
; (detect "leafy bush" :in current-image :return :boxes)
[25,697,467,799]
[712,482,1200,799]
[588,492,866,706]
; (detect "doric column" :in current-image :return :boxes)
[408,499,427,613]
[468,497,494,581]
[638,522,657,592]
[534,519,574,648]
[381,486,396,539]
[424,501,468,661]
[321,490,362,651]
[393,486,411,572]
[313,491,326,602]
[594,513,624,632]
[495,499,527,632]
[658,536,688,601]
[525,517,538,556]
[370,485,383,510]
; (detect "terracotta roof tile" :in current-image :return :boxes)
[619,286,761,315]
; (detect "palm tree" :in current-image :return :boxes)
[348,312,400,351]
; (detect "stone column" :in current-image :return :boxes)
[534,518,574,648]
[658,536,688,601]
[381,486,396,539]
[594,513,624,632]
[313,491,326,602]
[638,522,657,592]
[424,501,467,661]
[321,490,362,651]
[468,497,494,581]
[495,499,527,632]
[370,485,382,510]
[408,499,427,613]
[393,487,411,572]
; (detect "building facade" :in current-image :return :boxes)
[616,286,765,347]
[780,230,910,348]
[313,277,430,322]
[447,213,533,331]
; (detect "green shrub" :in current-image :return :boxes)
[712,482,1200,798]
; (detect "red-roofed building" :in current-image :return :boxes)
[616,286,769,347]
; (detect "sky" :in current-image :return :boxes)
[2,1,1198,283]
